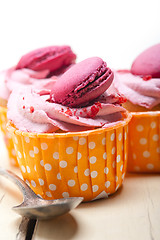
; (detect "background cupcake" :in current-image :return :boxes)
[7,57,132,201]
[0,45,76,166]
[113,44,160,172]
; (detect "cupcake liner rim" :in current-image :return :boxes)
[131,111,160,117]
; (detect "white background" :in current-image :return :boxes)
[0,0,159,70]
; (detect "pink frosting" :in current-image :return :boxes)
[7,87,126,133]
[0,70,10,100]
[113,71,160,109]
[0,67,57,101]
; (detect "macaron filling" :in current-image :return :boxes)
[23,51,57,69]
[64,71,112,106]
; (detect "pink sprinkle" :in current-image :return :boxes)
[142,75,152,81]
[65,109,72,116]
[30,106,34,113]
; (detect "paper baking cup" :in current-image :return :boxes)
[7,112,131,202]
[0,106,18,166]
[127,111,160,173]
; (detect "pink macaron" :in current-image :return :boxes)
[131,43,160,78]
[16,45,76,74]
[50,57,114,107]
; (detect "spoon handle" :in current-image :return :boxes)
[0,167,38,199]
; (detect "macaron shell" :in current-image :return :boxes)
[131,43,160,77]
[16,46,76,72]
[51,57,113,107]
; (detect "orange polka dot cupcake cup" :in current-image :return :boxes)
[127,111,160,173]
[0,106,18,166]
[7,112,131,202]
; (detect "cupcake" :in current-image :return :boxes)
[0,45,76,166]
[113,44,160,173]
[7,57,132,201]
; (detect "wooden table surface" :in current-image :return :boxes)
[0,132,160,240]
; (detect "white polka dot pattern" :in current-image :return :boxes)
[44,163,52,171]
[73,136,78,141]
[18,151,22,159]
[8,117,130,201]
[136,125,144,132]
[68,180,75,187]
[29,150,34,158]
[34,146,39,154]
[84,169,90,176]
[31,180,36,188]
[105,181,111,188]
[103,152,107,160]
[26,166,31,173]
[112,147,116,155]
[91,171,98,178]
[102,137,106,145]
[11,149,16,156]
[49,184,56,191]
[40,160,44,166]
[77,152,82,160]
[104,167,109,174]
[116,155,121,163]
[53,152,59,159]
[66,147,74,154]
[150,121,156,129]
[118,133,122,141]
[46,192,52,197]
[89,142,96,149]
[153,134,159,141]
[89,156,97,164]
[62,192,69,198]
[0,107,18,166]
[143,151,150,158]
[139,138,147,145]
[128,112,160,173]
[92,185,99,192]
[59,161,67,168]
[112,161,116,168]
[57,173,61,180]
[147,163,154,170]
[41,143,48,150]
[21,166,26,173]
[39,178,44,186]
[24,136,30,143]
[79,137,86,145]
[110,133,115,141]
[81,183,88,191]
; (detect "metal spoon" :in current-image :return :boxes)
[0,167,83,220]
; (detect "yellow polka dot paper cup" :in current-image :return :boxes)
[127,111,160,173]
[0,106,18,166]
[7,112,131,202]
